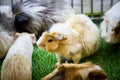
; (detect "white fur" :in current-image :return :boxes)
[22,3,46,16]
[0,5,13,18]
[101,2,120,44]
[4,33,33,63]
[50,14,99,55]
[94,65,102,70]
[1,33,35,80]
[37,14,99,65]
[79,65,102,80]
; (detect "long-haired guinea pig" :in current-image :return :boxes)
[37,14,99,65]
[1,33,36,80]
[42,62,107,80]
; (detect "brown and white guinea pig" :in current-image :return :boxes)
[1,33,36,80]
[101,2,120,44]
[0,5,15,58]
[41,62,107,80]
[37,14,99,65]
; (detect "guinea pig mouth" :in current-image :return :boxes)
[45,47,56,53]
[46,49,52,52]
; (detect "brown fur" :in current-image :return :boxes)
[100,2,120,44]
[42,62,107,80]
[112,21,120,35]
[1,54,31,80]
[87,70,107,80]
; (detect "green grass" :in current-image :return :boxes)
[85,12,102,17]
[32,47,57,80]
[31,37,120,80]
[0,25,120,80]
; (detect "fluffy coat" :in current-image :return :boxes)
[0,5,15,58]
[101,2,120,44]
[12,0,75,38]
[0,5,13,18]
[42,62,107,80]
[1,33,36,80]
[37,14,99,65]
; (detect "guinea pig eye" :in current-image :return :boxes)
[48,39,53,42]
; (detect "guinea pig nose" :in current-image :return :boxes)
[15,12,30,23]
[40,44,46,47]
[43,44,46,47]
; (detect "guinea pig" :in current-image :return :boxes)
[0,6,15,58]
[41,62,107,80]
[12,0,74,38]
[1,33,36,80]
[37,14,99,66]
[101,2,120,44]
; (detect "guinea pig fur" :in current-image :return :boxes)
[1,33,36,80]
[37,14,99,65]
[101,2,120,44]
[12,0,75,38]
[41,62,107,80]
[0,5,13,18]
[0,6,15,58]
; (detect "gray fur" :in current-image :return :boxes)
[12,0,74,38]
[0,13,16,58]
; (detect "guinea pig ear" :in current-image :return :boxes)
[30,34,36,44]
[48,32,67,41]
[55,34,67,41]
[87,70,107,80]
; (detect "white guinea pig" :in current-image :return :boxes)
[37,14,99,65]
[1,33,36,80]
[101,2,120,44]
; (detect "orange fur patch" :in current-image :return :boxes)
[42,62,107,80]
